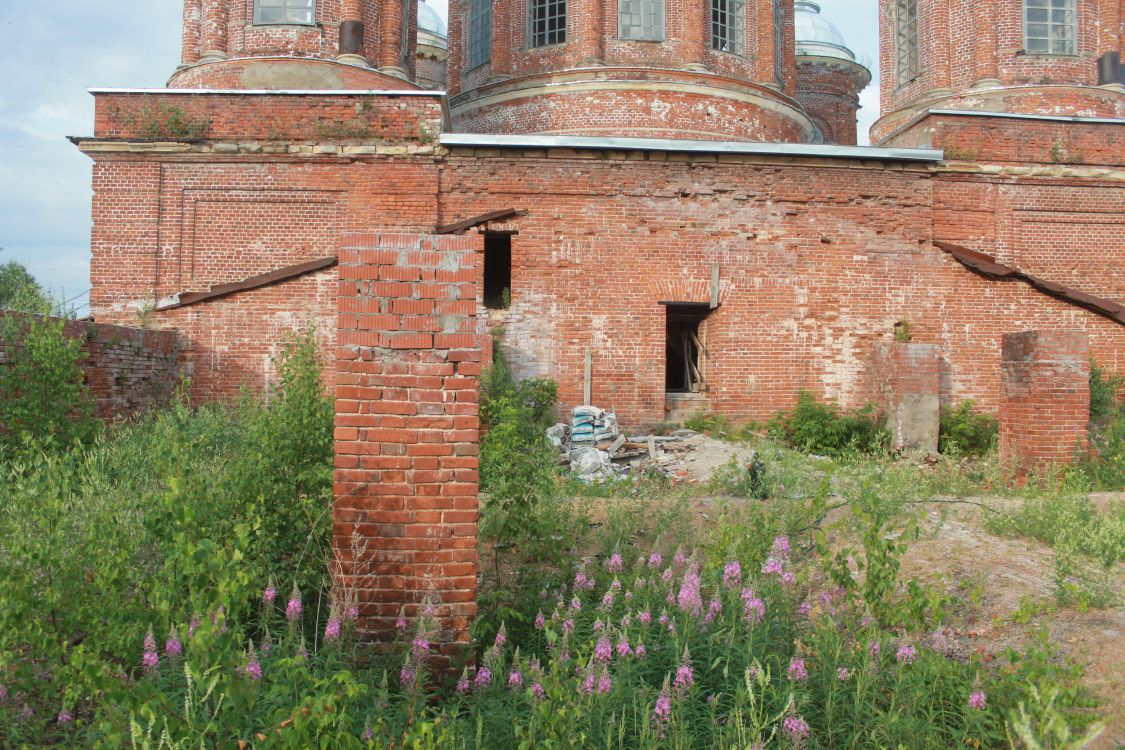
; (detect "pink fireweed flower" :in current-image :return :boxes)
[606,552,624,573]
[648,552,663,568]
[261,637,272,654]
[771,536,791,559]
[474,666,492,688]
[142,649,159,673]
[422,600,438,617]
[798,600,813,617]
[781,571,797,586]
[570,596,583,611]
[395,614,408,632]
[896,643,917,664]
[508,670,524,689]
[762,558,785,576]
[837,667,851,681]
[610,578,622,591]
[263,581,278,605]
[620,612,632,628]
[188,616,202,639]
[455,668,471,694]
[705,598,723,624]
[412,637,429,660]
[58,708,73,724]
[968,691,987,710]
[324,617,342,643]
[616,636,633,658]
[210,606,228,633]
[144,627,157,653]
[362,725,375,742]
[673,548,687,567]
[400,661,416,688]
[596,669,613,695]
[723,560,742,589]
[165,628,183,658]
[244,658,263,681]
[534,611,546,630]
[595,636,613,662]
[658,612,669,627]
[286,586,303,623]
[674,663,694,690]
[667,620,676,633]
[347,604,360,622]
[661,567,674,583]
[494,624,508,648]
[677,567,704,617]
[635,643,647,658]
[869,641,881,657]
[624,590,633,602]
[593,619,604,632]
[0,684,7,702]
[787,658,809,682]
[639,610,652,626]
[601,591,614,609]
[744,596,766,625]
[563,618,575,634]
[579,667,597,695]
[531,682,546,701]
[574,571,595,591]
[783,715,810,740]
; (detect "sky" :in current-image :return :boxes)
[0,0,880,309]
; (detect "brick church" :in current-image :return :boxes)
[77,0,1124,428]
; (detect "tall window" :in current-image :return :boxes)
[528,0,567,47]
[619,0,665,41]
[711,0,745,55]
[1024,0,1077,55]
[254,0,316,25]
[469,0,492,67]
[895,0,919,84]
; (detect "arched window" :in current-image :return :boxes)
[254,0,316,25]
[1024,0,1076,55]
[895,0,919,84]
[711,0,745,55]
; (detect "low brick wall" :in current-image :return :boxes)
[0,313,179,420]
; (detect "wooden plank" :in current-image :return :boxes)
[436,208,526,235]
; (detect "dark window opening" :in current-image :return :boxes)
[665,304,710,393]
[483,233,512,309]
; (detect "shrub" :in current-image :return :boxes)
[1088,361,1123,424]
[939,400,998,457]
[767,391,888,457]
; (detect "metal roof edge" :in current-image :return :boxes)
[926,108,1125,125]
[438,133,944,161]
[88,87,447,97]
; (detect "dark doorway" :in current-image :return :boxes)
[665,304,710,393]
[483,233,512,309]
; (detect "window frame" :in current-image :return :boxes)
[253,0,317,26]
[895,0,919,85]
[527,0,567,48]
[710,0,746,56]
[468,0,493,68]
[1023,0,1078,56]
[618,0,665,42]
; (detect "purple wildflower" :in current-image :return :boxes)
[705,598,723,624]
[744,596,766,625]
[142,649,159,673]
[579,668,596,695]
[286,586,303,623]
[263,581,278,605]
[968,691,987,710]
[165,628,183,658]
[412,637,430,660]
[508,670,524,689]
[648,552,663,568]
[788,658,809,682]
[593,619,604,632]
[534,611,546,630]
[144,627,157,653]
[661,567,674,583]
[673,548,687,567]
[771,536,791,559]
[362,724,375,742]
[347,604,360,622]
[570,596,582,611]
[0,684,7,702]
[653,686,672,735]
[869,641,881,658]
[475,666,492,688]
[677,567,704,617]
[601,591,614,609]
[456,668,471,694]
[563,618,575,634]
[674,648,695,691]
[639,610,652,626]
[261,637,272,654]
[616,636,633,658]
[574,571,594,591]
[635,643,647,658]
[606,552,624,573]
[723,561,742,589]
[595,636,613,663]
[837,667,851,680]
[798,600,813,617]
[395,614,408,632]
[896,643,917,664]
[244,658,262,681]
[57,709,73,725]
[400,660,415,688]
[325,617,342,643]
[531,682,546,701]
[188,616,202,638]
[781,571,797,586]
[783,715,810,740]
[762,558,785,576]
[596,669,612,694]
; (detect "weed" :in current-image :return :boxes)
[767,391,889,457]
[940,400,998,457]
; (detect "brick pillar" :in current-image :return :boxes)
[200,0,228,61]
[999,331,1090,476]
[377,0,408,75]
[491,0,513,77]
[575,0,605,64]
[971,0,1000,88]
[753,0,778,86]
[182,0,203,65]
[448,0,464,94]
[334,232,484,667]
[874,342,941,454]
[682,0,708,70]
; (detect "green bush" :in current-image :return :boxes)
[939,400,998,457]
[0,311,98,456]
[767,391,888,457]
[1088,361,1123,424]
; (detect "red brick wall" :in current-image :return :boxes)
[0,314,180,420]
[999,329,1090,474]
[334,232,483,660]
[874,342,941,452]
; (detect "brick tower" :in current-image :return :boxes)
[793,1,870,145]
[170,0,420,89]
[445,0,816,141]
[873,0,1125,143]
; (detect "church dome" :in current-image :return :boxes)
[794,1,856,61]
[418,0,448,39]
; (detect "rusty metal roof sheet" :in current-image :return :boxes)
[935,241,1124,326]
[157,256,338,311]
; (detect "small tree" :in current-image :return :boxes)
[0,255,49,312]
